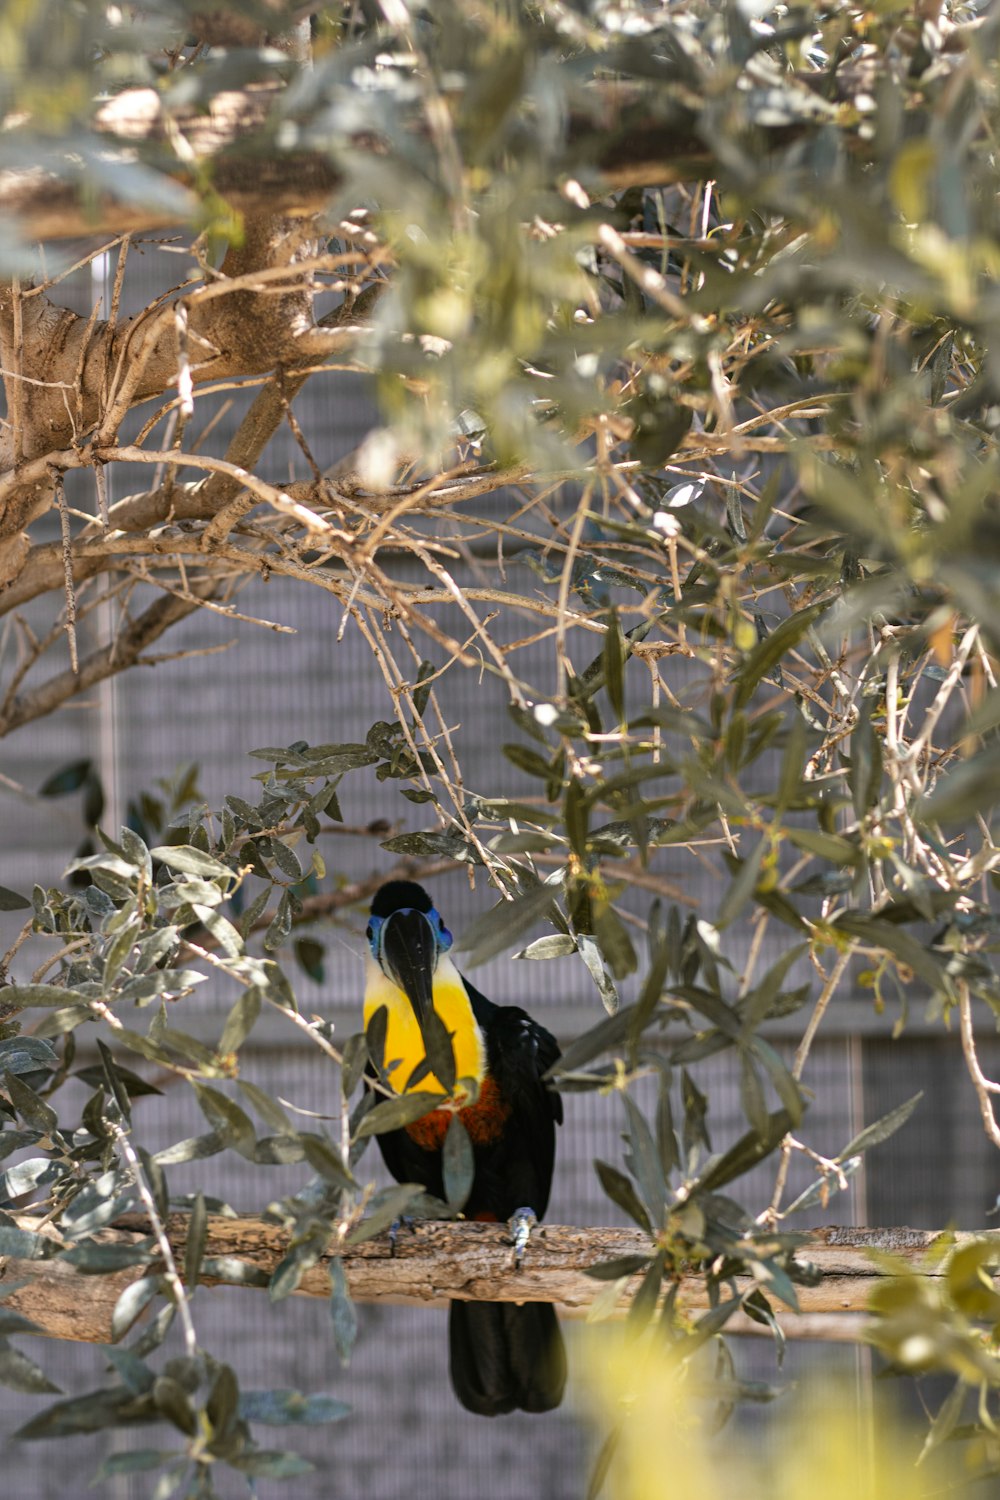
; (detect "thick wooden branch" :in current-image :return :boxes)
[0,1216,992,1347]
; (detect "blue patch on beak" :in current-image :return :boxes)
[366,915,385,959]
[429,908,453,952]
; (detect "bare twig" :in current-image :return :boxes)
[111,1123,198,1358]
[53,472,78,674]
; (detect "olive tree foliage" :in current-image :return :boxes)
[0,0,999,1489]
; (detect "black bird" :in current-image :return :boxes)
[363,879,566,1416]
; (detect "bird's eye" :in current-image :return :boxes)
[365,923,373,942]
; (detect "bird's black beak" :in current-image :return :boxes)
[381,909,437,1026]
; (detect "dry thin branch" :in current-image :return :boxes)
[765,941,858,1220]
[959,981,1000,1149]
[111,1124,198,1359]
[0,585,212,737]
[53,472,78,674]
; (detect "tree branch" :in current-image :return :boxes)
[0,583,213,737]
[0,1216,985,1346]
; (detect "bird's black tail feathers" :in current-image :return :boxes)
[449,1300,566,1416]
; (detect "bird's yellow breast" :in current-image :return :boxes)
[364,954,486,1101]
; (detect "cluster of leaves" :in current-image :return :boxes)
[0,743,458,1493]
[869,1238,1000,1477]
[6,0,1000,1488]
[0,712,926,1493]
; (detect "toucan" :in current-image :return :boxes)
[363,879,566,1416]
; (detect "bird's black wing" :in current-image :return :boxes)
[362,1067,446,1199]
[464,980,562,1220]
[450,980,566,1414]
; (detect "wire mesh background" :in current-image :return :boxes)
[0,242,997,1498]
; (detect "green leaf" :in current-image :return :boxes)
[840,1091,923,1160]
[345,1184,427,1245]
[238,1079,294,1135]
[783,828,858,865]
[205,1360,239,1440]
[576,932,620,1015]
[340,1032,369,1101]
[184,1192,208,1291]
[453,884,559,967]
[594,1159,653,1234]
[1,1157,57,1199]
[218,990,261,1056]
[0,985,88,1010]
[655,1065,679,1177]
[150,846,232,880]
[584,1255,651,1281]
[105,1345,155,1395]
[264,892,293,951]
[379,831,471,859]
[625,1251,664,1331]
[152,1375,196,1436]
[622,1094,665,1228]
[414,1006,457,1096]
[0,1307,41,1337]
[329,1256,357,1367]
[191,1084,256,1159]
[233,1451,315,1480]
[413,660,436,718]
[443,1114,473,1210]
[295,937,326,984]
[593,904,637,981]
[154,1132,225,1166]
[697,1109,794,1194]
[833,914,948,994]
[354,1092,441,1140]
[96,1038,133,1125]
[0,1225,49,1258]
[750,1037,804,1128]
[918,1380,966,1465]
[715,838,766,930]
[0,1339,61,1394]
[270,839,302,881]
[61,1241,153,1274]
[191,906,243,958]
[551,1005,635,1075]
[0,1038,58,1076]
[15,1387,141,1440]
[603,609,627,723]
[239,1389,350,1426]
[848,697,883,819]
[0,886,30,911]
[775,712,808,816]
[739,1051,769,1138]
[515,934,578,960]
[503,744,558,780]
[564,779,589,861]
[4,1072,57,1135]
[39,759,92,797]
[91,1450,172,1481]
[732,602,827,709]
[300,1134,355,1191]
[200,1257,269,1288]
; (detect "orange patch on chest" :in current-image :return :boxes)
[404,1073,511,1152]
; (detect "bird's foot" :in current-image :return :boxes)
[507,1207,538,1270]
[388,1215,417,1257]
